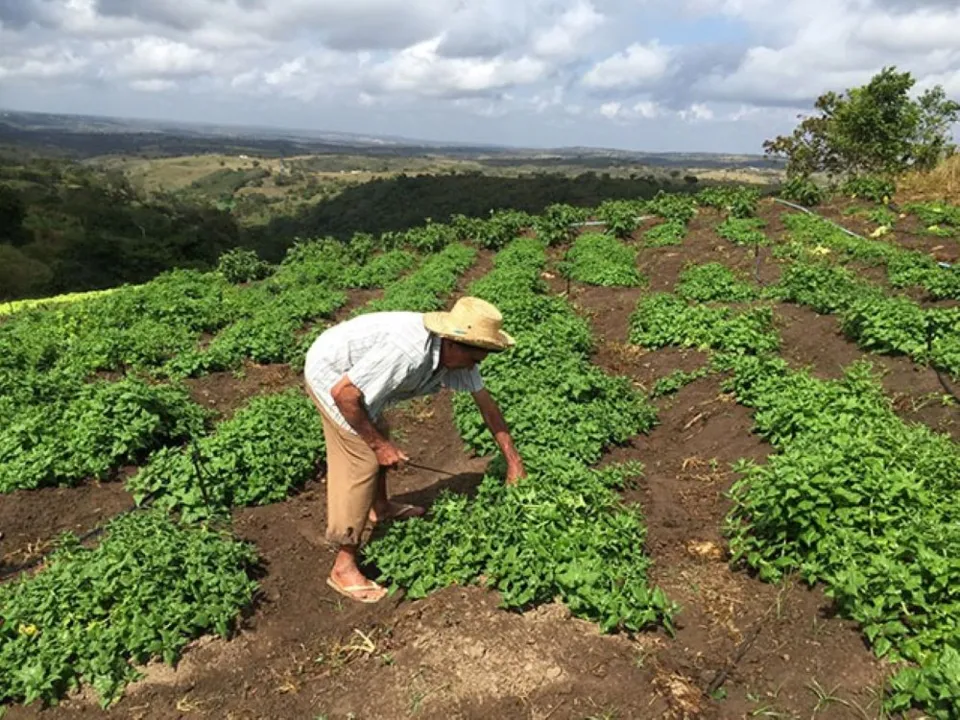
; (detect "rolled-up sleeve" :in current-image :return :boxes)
[346,346,419,410]
[444,367,484,393]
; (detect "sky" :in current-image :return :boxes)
[1,0,959,154]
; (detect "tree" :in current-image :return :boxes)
[0,186,29,246]
[0,245,52,301]
[763,67,960,179]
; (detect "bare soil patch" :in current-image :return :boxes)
[0,481,134,576]
[775,303,959,440]
[183,362,302,420]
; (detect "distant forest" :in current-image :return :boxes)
[0,158,699,301]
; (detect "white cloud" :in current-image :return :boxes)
[680,103,714,121]
[367,37,547,98]
[0,46,89,80]
[599,101,621,119]
[1,0,958,152]
[531,1,604,60]
[118,37,215,77]
[582,41,672,90]
[129,78,176,92]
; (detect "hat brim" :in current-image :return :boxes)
[423,312,515,352]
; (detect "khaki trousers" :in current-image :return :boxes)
[305,384,387,547]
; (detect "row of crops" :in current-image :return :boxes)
[628,273,959,718]
[1,185,958,714]
[0,241,483,706]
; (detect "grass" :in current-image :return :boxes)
[897,154,960,205]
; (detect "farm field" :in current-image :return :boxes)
[1,188,958,720]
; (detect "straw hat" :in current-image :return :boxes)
[423,297,515,352]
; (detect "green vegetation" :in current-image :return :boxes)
[628,263,960,717]
[0,378,207,493]
[772,259,960,375]
[696,185,761,218]
[128,390,325,522]
[358,243,477,314]
[0,510,258,707]
[560,233,646,287]
[216,248,273,283]
[630,293,780,356]
[643,219,686,247]
[840,174,896,204]
[594,199,649,238]
[781,212,960,299]
[717,217,768,246]
[722,356,960,720]
[676,263,759,302]
[902,200,960,236]
[778,175,826,207]
[366,237,673,633]
[4,168,959,717]
[650,367,711,398]
[764,66,960,180]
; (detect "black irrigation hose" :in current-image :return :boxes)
[0,491,160,582]
[772,198,960,406]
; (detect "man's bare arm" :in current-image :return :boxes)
[471,388,526,484]
[330,375,408,467]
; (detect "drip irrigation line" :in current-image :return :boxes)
[568,215,654,229]
[771,198,864,240]
[773,197,960,405]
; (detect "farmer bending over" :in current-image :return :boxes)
[304,296,526,603]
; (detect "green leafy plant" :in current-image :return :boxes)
[646,191,697,224]
[0,510,258,707]
[0,378,208,492]
[560,233,646,287]
[779,176,825,206]
[650,367,711,398]
[676,263,759,302]
[717,217,768,246]
[127,389,325,522]
[840,175,896,203]
[216,248,273,284]
[643,220,686,247]
[630,293,779,356]
[594,199,649,238]
[358,243,477,315]
[533,204,590,246]
[365,236,673,635]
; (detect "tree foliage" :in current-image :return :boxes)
[764,67,960,179]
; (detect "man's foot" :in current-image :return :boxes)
[369,501,425,524]
[327,568,387,603]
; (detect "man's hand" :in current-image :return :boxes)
[472,389,526,486]
[374,441,409,469]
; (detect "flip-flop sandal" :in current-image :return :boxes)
[326,576,387,604]
[370,503,425,523]
[387,503,425,520]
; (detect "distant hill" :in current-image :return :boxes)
[0,109,782,170]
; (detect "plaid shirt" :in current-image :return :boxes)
[304,311,484,432]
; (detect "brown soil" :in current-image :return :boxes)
[184,362,302,420]
[453,249,495,295]
[4,202,954,720]
[572,279,889,720]
[775,303,959,440]
[0,481,134,575]
[814,201,960,264]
